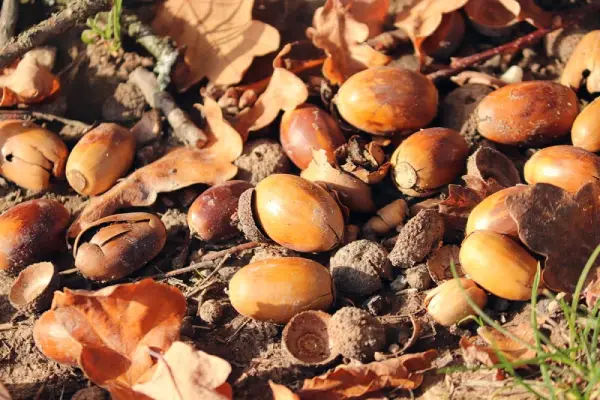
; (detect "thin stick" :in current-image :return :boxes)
[0,322,16,331]
[201,241,261,262]
[186,255,230,298]
[58,268,78,276]
[0,0,18,47]
[151,260,214,279]
[225,317,250,345]
[0,0,110,69]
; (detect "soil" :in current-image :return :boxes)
[1,1,599,399]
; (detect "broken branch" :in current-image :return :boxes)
[0,0,18,47]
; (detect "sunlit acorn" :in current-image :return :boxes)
[524,145,600,193]
[572,98,600,152]
[390,128,469,197]
[464,0,518,37]
[0,120,68,190]
[280,104,346,170]
[466,185,528,238]
[460,231,538,301]
[425,278,488,326]
[281,310,338,365]
[229,257,334,324]
[187,180,253,241]
[0,199,70,275]
[66,123,136,196]
[253,174,345,252]
[476,81,579,146]
[421,11,465,58]
[73,212,167,281]
[9,262,59,314]
[335,67,438,136]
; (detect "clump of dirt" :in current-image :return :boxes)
[250,245,298,263]
[389,210,445,268]
[102,82,146,121]
[329,307,386,362]
[440,84,494,133]
[198,299,229,325]
[234,139,291,184]
[405,264,432,290]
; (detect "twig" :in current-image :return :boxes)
[186,255,230,298]
[225,317,250,344]
[0,0,18,47]
[58,268,78,275]
[129,66,207,148]
[201,241,262,262]
[0,322,15,331]
[0,110,92,140]
[0,0,111,70]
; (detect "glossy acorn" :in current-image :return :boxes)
[391,128,469,197]
[476,81,579,146]
[0,120,68,190]
[572,98,600,153]
[66,123,136,196]
[524,145,600,193]
[460,231,538,301]
[229,257,334,324]
[335,67,438,136]
[280,104,346,170]
[425,278,488,326]
[253,174,345,252]
[188,180,253,242]
[73,212,167,281]
[466,185,528,238]
[0,199,70,274]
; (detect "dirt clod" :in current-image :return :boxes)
[250,245,299,263]
[405,264,432,290]
[234,139,291,184]
[441,84,494,133]
[102,82,146,121]
[389,210,445,268]
[329,307,386,362]
[198,299,228,325]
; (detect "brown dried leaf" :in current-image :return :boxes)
[0,49,60,106]
[152,0,280,91]
[195,96,245,154]
[339,0,390,38]
[233,67,308,135]
[270,381,300,400]
[478,323,537,364]
[560,30,600,94]
[133,341,232,400]
[336,136,390,184]
[68,147,238,238]
[498,0,553,28]
[426,245,464,283]
[306,0,391,85]
[467,146,521,188]
[297,350,438,400]
[506,183,600,295]
[33,279,186,400]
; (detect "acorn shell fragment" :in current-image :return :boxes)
[282,310,338,365]
[9,262,59,313]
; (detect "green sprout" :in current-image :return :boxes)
[81,0,123,53]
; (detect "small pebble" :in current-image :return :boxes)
[362,294,386,316]
[390,275,408,291]
[405,264,432,290]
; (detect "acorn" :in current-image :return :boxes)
[280,104,346,170]
[363,199,409,234]
[252,174,345,252]
[425,278,488,326]
[0,120,68,190]
[73,212,167,281]
[421,11,465,58]
[282,310,338,365]
[464,0,518,37]
[229,257,334,324]
[0,199,70,275]
[460,231,538,300]
[476,81,579,146]
[466,185,528,238]
[187,180,253,241]
[524,145,600,193]
[335,67,438,136]
[572,98,600,153]
[390,128,469,197]
[66,123,136,196]
[9,262,59,314]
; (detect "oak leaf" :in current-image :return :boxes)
[196,96,244,154]
[152,0,280,91]
[306,0,391,85]
[506,182,600,295]
[68,146,238,238]
[296,350,437,400]
[339,0,390,38]
[33,279,186,400]
[133,341,232,400]
[269,381,300,400]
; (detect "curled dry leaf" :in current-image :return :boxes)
[335,136,390,184]
[33,279,186,400]
[306,0,390,85]
[68,147,238,238]
[152,0,280,91]
[270,381,301,400]
[560,30,600,94]
[233,68,309,135]
[133,341,232,400]
[340,0,390,38]
[0,48,60,106]
[195,96,244,154]
[297,350,438,400]
[506,182,600,295]
[426,245,464,283]
[464,0,552,35]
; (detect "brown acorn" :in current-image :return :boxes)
[572,98,600,153]
[466,185,528,238]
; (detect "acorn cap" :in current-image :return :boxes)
[9,262,59,314]
[237,188,270,243]
[282,310,338,365]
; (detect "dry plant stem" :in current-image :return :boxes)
[123,12,179,90]
[225,317,250,345]
[129,67,207,148]
[0,0,18,47]
[186,255,230,298]
[200,241,262,261]
[0,0,110,69]
[0,110,91,139]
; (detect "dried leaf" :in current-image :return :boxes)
[506,183,600,295]
[560,30,600,94]
[335,136,390,184]
[68,147,238,238]
[297,350,438,400]
[0,383,10,400]
[426,245,464,283]
[466,146,521,188]
[306,0,391,85]
[477,323,537,363]
[233,68,308,135]
[269,381,300,400]
[0,49,60,106]
[196,96,245,154]
[152,0,280,91]
[133,341,232,400]
[339,0,390,38]
[34,279,186,400]
[498,0,553,28]
[394,0,468,58]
